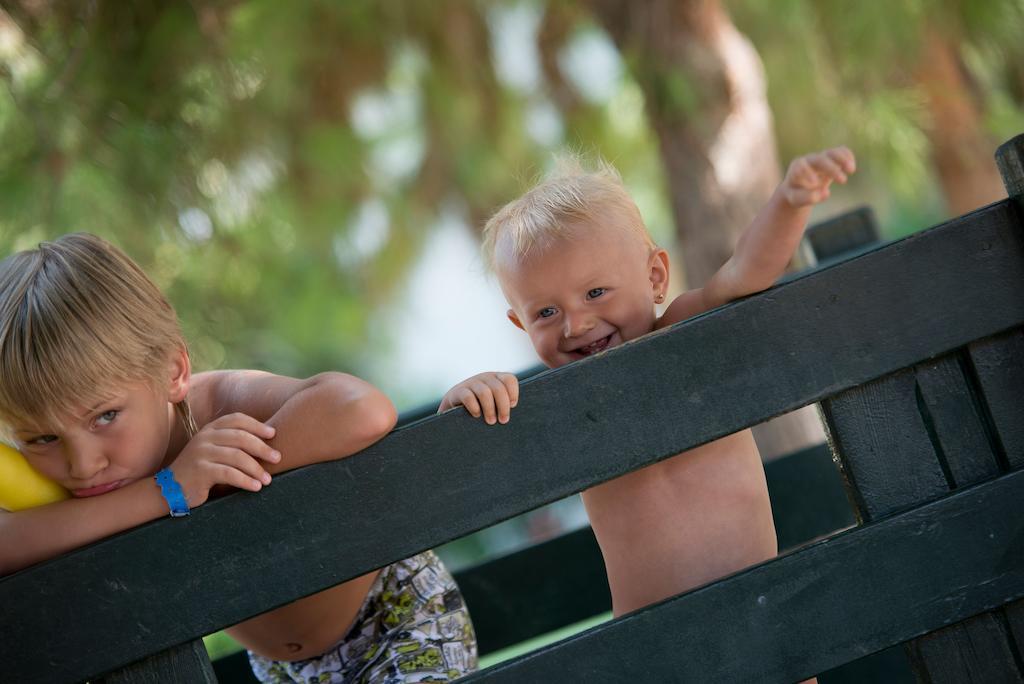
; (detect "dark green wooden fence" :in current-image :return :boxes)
[2,135,1022,683]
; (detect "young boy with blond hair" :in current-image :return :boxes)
[0,233,477,683]
[439,147,856,617]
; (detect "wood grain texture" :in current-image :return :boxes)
[95,639,217,684]
[462,469,1024,683]
[824,350,1021,679]
[1006,600,1024,655]
[907,612,1024,684]
[969,329,1024,469]
[3,200,1023,682]
[915,354,1002,486]
[804,205,881,263]
[821,369,948,522]
[997,134,1024,197]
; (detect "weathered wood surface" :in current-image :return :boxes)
[803,205,881,264]
[213,442,861,681]
[462,468,1024,683]
[822,351,1023,680]
[969,329,1024,469]
[95,639,217,684]
[457,441,854,655]
[2,200,1022,682]
[997,133,1024,197]
[906,611,1024,684]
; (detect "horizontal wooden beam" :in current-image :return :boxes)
[212,442,855,681]
[2,201,1022,681]
[464,468,1024,683]
[457,442,853,655]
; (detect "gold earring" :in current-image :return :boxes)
[655,293,665,303]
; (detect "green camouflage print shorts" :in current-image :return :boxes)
[248,550,477,683]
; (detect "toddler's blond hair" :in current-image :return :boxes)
[0,233,194,434]
[482,155,655,270]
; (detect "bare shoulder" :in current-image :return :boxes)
[189,370,384,424]
[655,288,711,330]
[189,369,299,423]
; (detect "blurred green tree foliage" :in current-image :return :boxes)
[1,0,1022,386]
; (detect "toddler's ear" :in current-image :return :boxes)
[166,346,191,402]
[649,248,670,299]
[506,310,525,331]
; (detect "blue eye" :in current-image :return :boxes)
[27,434,58,446]
[587,288,606,299]
[96,410,119,426]
[538,307,557,319]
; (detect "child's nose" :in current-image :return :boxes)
[563,311,594,338]
[66,443,109,481]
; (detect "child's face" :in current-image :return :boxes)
[11,361,188,497]
[499,224,668,369]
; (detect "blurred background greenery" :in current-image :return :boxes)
[2,0,1023,661]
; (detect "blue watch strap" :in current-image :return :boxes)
[155,468,190,517]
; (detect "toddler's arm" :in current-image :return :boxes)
[659,146,856,328]
[439,372,519,425]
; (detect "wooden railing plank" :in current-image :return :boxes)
[822,348,1022,678]
[822,368,948,521]
[95,640,217,684]
[969,328,1024,469]
[457,441,853,655]
[461,469,1024,683]
[2,200,1023,682]
[906,612,1024,684]
[915,354,1003,487]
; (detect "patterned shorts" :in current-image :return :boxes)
[248,550,477,683]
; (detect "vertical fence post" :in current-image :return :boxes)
[819,133,1024,684]
[996,134,1024,199]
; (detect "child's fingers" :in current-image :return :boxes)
[498,373,520,408]
[470,381,498,425]
[484,376,513,424]
[807,153,847,184]
[826,146,856,174]
[211,460,267,492]
[457,388,482,418]
[206,427,281,465]
[207,412,276,440]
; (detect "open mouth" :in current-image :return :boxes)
[573,333,614,357]
[71,480,126,498]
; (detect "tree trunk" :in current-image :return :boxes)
[916,26,1006,215]
[589,0,824,459]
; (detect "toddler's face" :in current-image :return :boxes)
[499,225,667,369]
[11,381,174,497]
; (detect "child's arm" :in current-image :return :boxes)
[0,372,394,576]
[658,146,856,328]
[439,372,520,425]
[0,414,280,576]
[200,370,397,472]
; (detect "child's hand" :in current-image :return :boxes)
[170,413,280,507]
[438,372,519,425]
[780,146,856,208]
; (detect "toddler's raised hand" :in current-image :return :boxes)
[438,372,519,425]
[170,413,280,507]
[780,146,856,208]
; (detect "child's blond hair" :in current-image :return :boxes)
[482,155,655,270]
[0,233,195,434]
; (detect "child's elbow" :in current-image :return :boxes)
[319,372,397,443]
[356,392,398,442]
